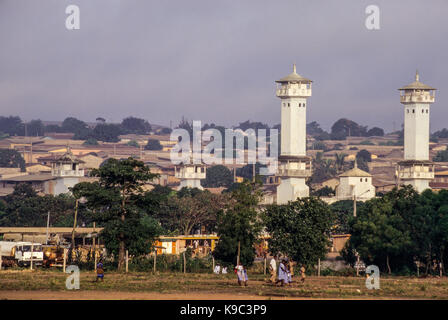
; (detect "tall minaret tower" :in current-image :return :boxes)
[174,152,206,190]
[396,71,436,192]
[276,64,313,204]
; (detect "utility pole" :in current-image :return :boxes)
[72,199,79,254]
[46,211,50,245]
[237,241,241,266]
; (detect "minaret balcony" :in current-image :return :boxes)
[175,172,206,180]
[397,171,434,180]
[52,169,85,177]
[400,94,435,104]
[277,168,312,178]
[276,88,311,98]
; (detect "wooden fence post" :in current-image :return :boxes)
[30,242,34,271]
[153,249,157,273]
[264,256,267,275]
[63,248,67,273]
[183,251,186,274]
[126,250,129,273]
[318,258,321,277]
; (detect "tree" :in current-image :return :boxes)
[121,117,151,134]
[83,138,99,146]
[91,123,122,142]
[127,140,140,148]
[145,139,163,150]
[61,117,89,136]
[213,180,263,266]
[433,150,448,162]
[312,186,335,197]
[202,165,233,188]
[27,120,45,136]
[235,120,269,131]
[346,187,417,274]
[331,118,367,140]
[367,127,384,137]
[156,188,226,235]
[330,200,365,234]
[72,158,160,271]
[264,197,335,267]
[0,184,79,227]
[44,124,62,133]
[0,116,24,136]
[0,149,26,171]
[356,149,372,162]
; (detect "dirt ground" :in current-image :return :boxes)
[1,270,448,300]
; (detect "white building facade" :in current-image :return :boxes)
[175,164,206,190]
[397,71,436,192]
[336,162,375,201]
[276,65,313,204]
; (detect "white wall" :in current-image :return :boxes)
[404,104,430,160]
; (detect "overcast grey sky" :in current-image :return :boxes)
[0,0,447,132]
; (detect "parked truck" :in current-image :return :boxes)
[0,241,44,267]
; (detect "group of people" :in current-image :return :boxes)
[213,264,228,274]
[269,257,305,286]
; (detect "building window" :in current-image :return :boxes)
[360,178,362,182]
[407,109,409,113]
[365,178,368,182]
[426,109,429,113]
[412,109,415,113]
[299,103,301,107]
[422,109,424,113]
[288,103,290,107]
[303,103,306,107]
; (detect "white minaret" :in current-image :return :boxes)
[396,71,436,192]
[276,64,313,204]
[174,152,206,190]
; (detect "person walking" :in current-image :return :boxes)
[96,260,104,282]
[276,259,289,286]
[300,265,306,284]
[269,257,277,284]
[235,264,248,286]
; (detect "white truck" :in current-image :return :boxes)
[0,241,44,267]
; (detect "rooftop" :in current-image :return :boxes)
[276,64,312,84]
[399,71,436,90]
[339,161,372,177]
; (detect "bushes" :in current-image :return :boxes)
[128,253,213,273]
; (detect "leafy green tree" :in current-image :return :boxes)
[213,180,263,266]
[264,197,335,267]
[312,186,335,197]
[0,184,79,227]
[0,116,24,136]
[156,188,226,235]
[347,187,416,274]
[330,200,364,234]
[27,120,45,136]
[356,149,372,162]
[235,120,269,131]
[202,165,233,188]
[83,138,99,146]
[72,158,161,271]
[331,118,367,140]
[61,117,90,137]
[367,127,384,137]
[127,140,140,148]
[433,150,448,162]
[121,117,151,134]
[91,123,122,142]
[0,149,26,171]
[145,138,163,150]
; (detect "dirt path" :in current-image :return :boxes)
[0,290,297,300]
